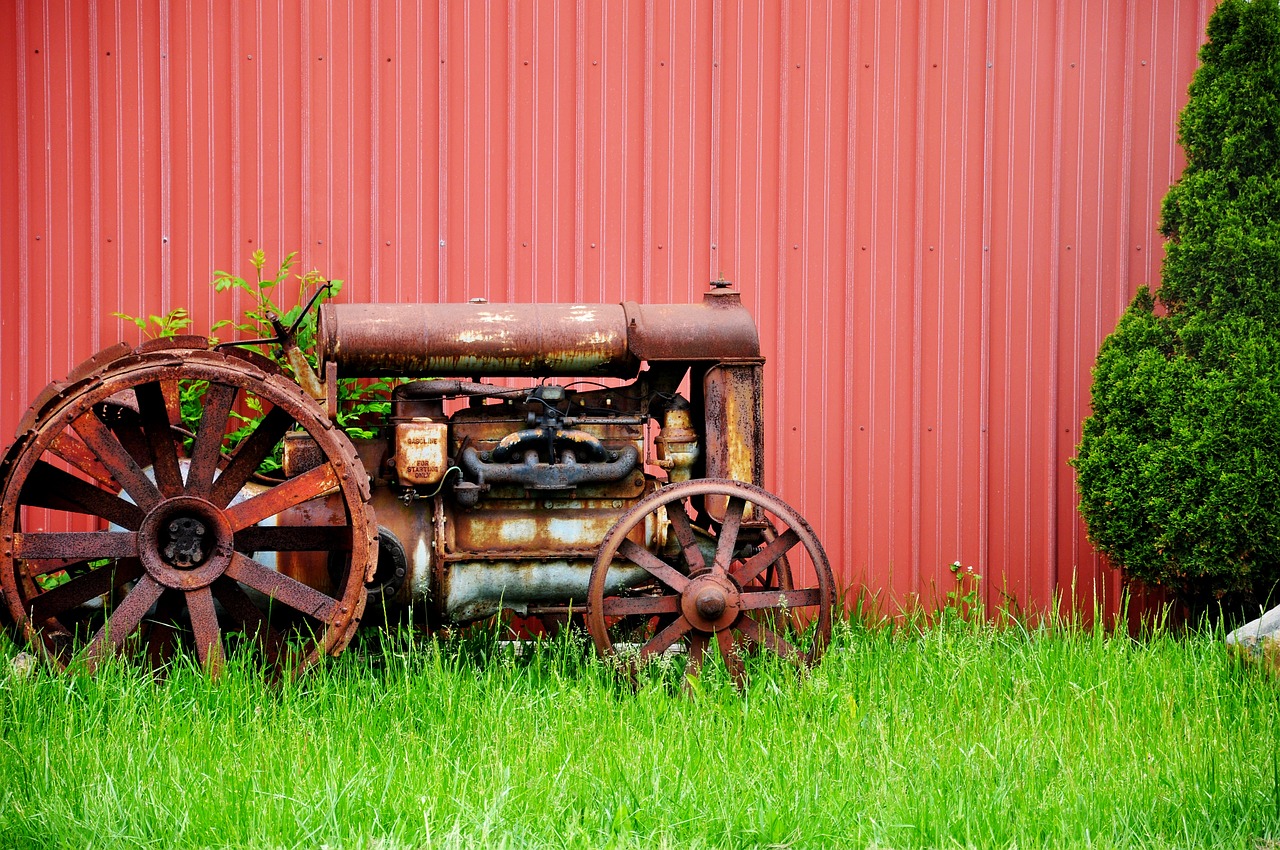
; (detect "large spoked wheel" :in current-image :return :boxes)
[0,339,377,678]
[586,479,834,688]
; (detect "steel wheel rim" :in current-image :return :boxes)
[586,478,834,688]
[0,345,376,678]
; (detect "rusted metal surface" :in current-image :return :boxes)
[0,340,376,677]
[702,362,766,521]
[317,293,760,378]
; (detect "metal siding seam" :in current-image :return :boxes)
[1144,7,1159,271]
[88,0,100,350]
[550,0,562,305]
[664,0,676,300]
[370,3,380,300]
[42,1,54,375]
[160,0,170,311]
[642,0,653,301]
[889,0,903,597]
[345,3,354,294]
[414,3,422,301]
[709,0,721,287]
[61,0,73,347]
[206,0,216,305]
[953,0,968,570]
[685,2,696,298]
[1001,1,1016,601]
[15,0,28,405]
[752,2,764,319]
[911,0,926,595]
[818,0,834,531]
[183,1,194,312]
[1118,2,1135,316]
[797,0,812,518]
[1071,0,1090,584]
[844,0,859,589]
[438,0,448,300]
[255,3,264,255]
[1048,0,1066,601]
[979,0,994,588]
[301,2,312,273]
[394,0,404,301]
[868,1,883,590]
[774,0,789,521]
[573,0,584,300]
[597,2,606,300]
[504,0,514,300]
[230,1,240,273]
[112,1,123,335]
[1022,0,1035,600]
[274,3,284,264]
[1165,2,1180,185]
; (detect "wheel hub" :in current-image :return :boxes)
[681,573,741,632]
[138,496,234,590]
[162,516,209,568]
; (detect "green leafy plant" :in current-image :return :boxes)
[211,250,393,442]
[115,251,394,474]
[1073,0,1280,609]
[110,307,192,339]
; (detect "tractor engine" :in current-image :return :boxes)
[312,287,765,623]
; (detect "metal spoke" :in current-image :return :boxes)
[739,587,823,610]
[735,613,799,661]
[81,575,165,673]
[225,553,341,623]
[16,531,138,561]
[185,586,225,676]
[665,504,706,572]
[224,463,341,530]
[618,539,689,593]
[70,412,161,510]
[185,382,238,495]
[638,614,693,661]
[233,525,353,553]
[712,496,745,574]
[29,559,143,621]
[19,460,144,529]
[209,406,295,507]
[48,432,115,486]
[601,594,681,617]
[732,528,801,587]
[134,381,184,497]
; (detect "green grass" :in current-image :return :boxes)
[1,614,1278,849]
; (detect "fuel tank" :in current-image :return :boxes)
[316,290,761,378]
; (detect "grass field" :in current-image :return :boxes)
[1,612,1278,849]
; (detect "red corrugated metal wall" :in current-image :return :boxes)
[0,0,1213,618]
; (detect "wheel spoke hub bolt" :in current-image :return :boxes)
[162,516,208,568]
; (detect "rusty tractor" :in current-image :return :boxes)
[0,283,834,683]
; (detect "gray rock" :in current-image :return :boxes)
[1226,605,1280,661]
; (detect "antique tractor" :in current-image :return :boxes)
[0,284,834,683]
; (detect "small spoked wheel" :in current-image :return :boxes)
[586,479,834,688]
[0,340,376,678]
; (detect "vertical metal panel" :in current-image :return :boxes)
[0,0,1211,619]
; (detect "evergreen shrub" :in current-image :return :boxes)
[1074,0,1280,607]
